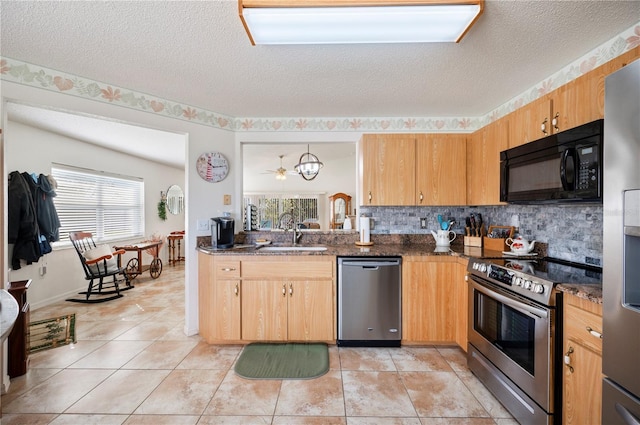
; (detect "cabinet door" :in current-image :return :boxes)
[212,280,241,341]
[360,134,416,206]
[563,341,602,425]
[553,70,605,134]
[402,259,456,342]
[467,117,508,205]
[508,96,553,147]
[415,134,467,205]
[242,280,287,341]
[287,280,334,341]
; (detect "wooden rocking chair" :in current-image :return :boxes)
[67,231,133,303]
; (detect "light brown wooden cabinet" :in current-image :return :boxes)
[360,134,416,206]
[466,117,508,205]
[198,253,335,344]
[416,134,467,205]
[198,253,241,342]
[402,256,468,345]
[454,258,469,351]
[360,133,466,206]
[563,293,603,425]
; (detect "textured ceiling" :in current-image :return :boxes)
[2,1,640,119]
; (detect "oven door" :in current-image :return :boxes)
[468,277,554,411]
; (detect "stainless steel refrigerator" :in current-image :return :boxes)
[603,58,640,424]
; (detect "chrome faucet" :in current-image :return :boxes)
[292,224,302,245]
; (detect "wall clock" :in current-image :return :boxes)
[196,151,229,182]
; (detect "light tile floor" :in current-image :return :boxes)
[2,263,516,425]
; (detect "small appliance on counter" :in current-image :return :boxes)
[211,217,235,249]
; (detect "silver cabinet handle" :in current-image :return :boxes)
[282,284,286,297]
[419,191,424,203]
[541,117,548,135]
[221,267,236,272]
[552,112,560,132]
[234,283,239,297]
[586,326,603,339]
[368,191,372,203]
[289,283,293,296]
[564,346,574,373]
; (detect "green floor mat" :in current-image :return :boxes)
[234,342,329,380]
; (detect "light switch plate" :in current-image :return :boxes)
[420,217,427,229]
[223,194,231,205]
[197,219,210,231]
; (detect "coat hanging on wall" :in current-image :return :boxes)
[8,171,61,270]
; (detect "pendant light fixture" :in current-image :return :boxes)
[295,144,324,181]
[239,1,484,45]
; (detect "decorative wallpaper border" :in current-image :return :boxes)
[1,22,638,133]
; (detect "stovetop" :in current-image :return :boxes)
[468,256,602,306]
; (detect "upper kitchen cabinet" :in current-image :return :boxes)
[467,117,508,205]
[360,134,416,206]
[359,133,466,206]
[508,95,553,148]
[415,134,467,206]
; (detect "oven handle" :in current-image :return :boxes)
[471,278,549,319]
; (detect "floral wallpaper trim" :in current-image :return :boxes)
[1,22,638,133]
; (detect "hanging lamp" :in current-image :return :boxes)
[295,144,324,181]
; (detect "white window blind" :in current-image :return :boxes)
[243,193,319,229]
[51,165,145,245]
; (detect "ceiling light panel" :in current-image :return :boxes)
[240,3,483,45]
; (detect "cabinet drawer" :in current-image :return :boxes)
[565,303,603,355]
[243,260,333,280]
[214,260,241,279]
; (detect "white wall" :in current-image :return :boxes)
[6,120,185,308]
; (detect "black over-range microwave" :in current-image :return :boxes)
[500,119,603,203]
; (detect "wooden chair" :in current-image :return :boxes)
[68,231,133,303]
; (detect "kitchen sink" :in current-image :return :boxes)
[259,245,327,252]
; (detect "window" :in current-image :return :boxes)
[244,194,319,229]
[51,165,144,246]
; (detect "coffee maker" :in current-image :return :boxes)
[211,217,235,249]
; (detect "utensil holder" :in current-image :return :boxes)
[483,237,508,252]
[464,236,482,247]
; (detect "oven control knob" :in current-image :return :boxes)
[524,280,533,290]
[514,277,523,287]
[479,264,487,273]
[533,284,545,294]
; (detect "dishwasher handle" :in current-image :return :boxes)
[340,259,401,268]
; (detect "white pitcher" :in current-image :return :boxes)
[431,229,456,247]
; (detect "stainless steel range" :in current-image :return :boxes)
[467,257,602,425]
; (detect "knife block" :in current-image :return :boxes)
[464,236,482,247]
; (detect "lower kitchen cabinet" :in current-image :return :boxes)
[455,258,469,351]
[198,253,335,344]
[402,256,458,344]
[241,279,334,341]
[562,293,603,425]
[198,252,241,342]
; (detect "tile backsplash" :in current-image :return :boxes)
[360,204,602,266]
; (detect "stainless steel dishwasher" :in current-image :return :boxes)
[337,257,402,347]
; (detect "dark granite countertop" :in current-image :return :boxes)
[196,230,516,259]
[556,283,603,304]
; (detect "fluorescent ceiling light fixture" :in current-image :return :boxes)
[239,1,483,45]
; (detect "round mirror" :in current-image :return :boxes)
[166,185,184,215]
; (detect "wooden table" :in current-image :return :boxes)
[167,232,185,266]
[114,241,163,280]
